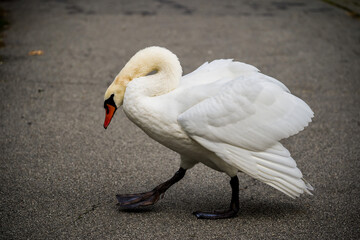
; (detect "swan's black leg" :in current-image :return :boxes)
[193,175,239,219]
[116,167,186,208]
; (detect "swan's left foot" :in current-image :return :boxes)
[193,176,239,220]
[116,191,162,208]
[116,168,186,209]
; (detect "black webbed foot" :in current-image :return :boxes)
[116,190,163,208]
[193,176,240,220]
[116,168,186,209]
[193,209,238,219]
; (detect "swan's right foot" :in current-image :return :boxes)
[193,208,238,219]
[193,176,239,220]
[116,168,186,209]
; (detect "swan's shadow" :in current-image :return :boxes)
[115,202,156,213]
[238,200,308,218]
[175,194,308,219]
[116,198,308,219]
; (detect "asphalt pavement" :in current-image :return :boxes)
[0,0,359,239]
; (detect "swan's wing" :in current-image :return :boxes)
[180,59,290,93]
[178,76,314,197]
[178,77,313,150]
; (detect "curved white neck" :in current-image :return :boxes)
[120,46,182,97]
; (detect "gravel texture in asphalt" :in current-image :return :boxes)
[0,0,359,239]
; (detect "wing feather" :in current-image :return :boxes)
[178,77,313,151]
[178,70,313,197]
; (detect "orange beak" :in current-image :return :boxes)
[104,104,116,129]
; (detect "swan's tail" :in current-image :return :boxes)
[216,142,314,198]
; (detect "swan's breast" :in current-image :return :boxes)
[123,95,197,153]
[123,92,239,175]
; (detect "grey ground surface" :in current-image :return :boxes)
[0,0,359,239]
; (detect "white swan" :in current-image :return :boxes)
[103,46,314,219]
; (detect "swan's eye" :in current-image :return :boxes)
[104,94,116,113]
[146,70,158,76]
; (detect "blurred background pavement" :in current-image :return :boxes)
[0,0,359,239]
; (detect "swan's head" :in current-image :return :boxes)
[103,46,182,129]
[103,75,130,129]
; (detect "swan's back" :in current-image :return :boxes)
[180,59,290,93]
